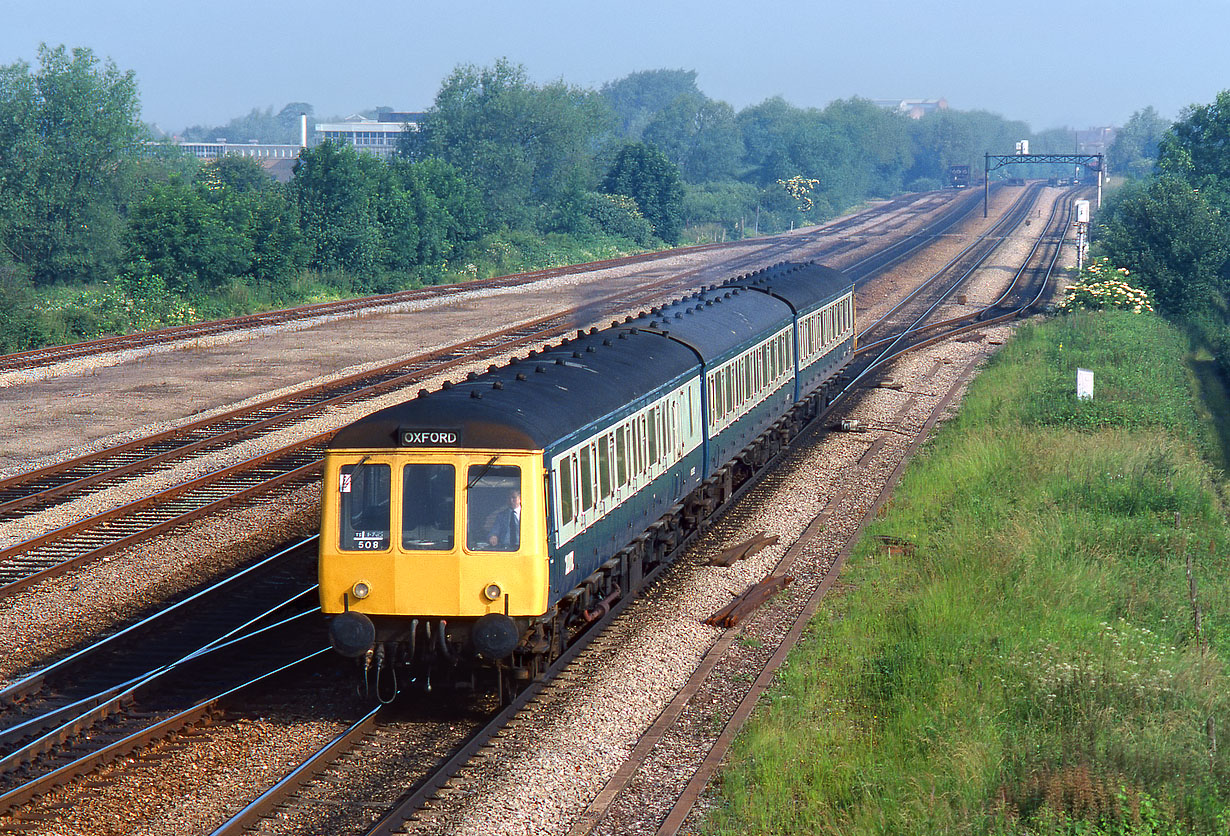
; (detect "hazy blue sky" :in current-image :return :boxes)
[3,0,1224,134]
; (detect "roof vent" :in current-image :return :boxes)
[624,315,634,323]
[674,312,683,319]
[618,332,629,339]
[509,356,520,365]
[442,380,454,389]
[488,364,498,373]
[589,327,598,335]
[492,381,503,390]
[572,351,582,359]
[467,372,479,381]
[577,329,586,339]
[586,345,596,353]
[535,365,547,374]
[516,372,527,381]
[417,389,429,398]
[470,390,482,399]
[556,358,566,365]
[724,292,732,299]
[603,338,612,346]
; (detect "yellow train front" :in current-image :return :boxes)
[319,424,552,692]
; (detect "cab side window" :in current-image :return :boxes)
[339,463,391,550]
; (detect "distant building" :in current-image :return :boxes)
[144,110,426,182]
[1076,126,1116,155]
[162,140,303,160]
[873,98,949,119]
[314,112,424,159]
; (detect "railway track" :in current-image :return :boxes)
[0,188,991,601]
[0,192,947,375]
[188,189,1078,836]
[0,184,1058,831]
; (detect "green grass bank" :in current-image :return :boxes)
[703,311,1230,835]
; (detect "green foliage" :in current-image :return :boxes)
[0,44,142,285]
[642,92,743,183]
[603,142,684,244]
[293,142,393,274]
[403,58,614,232]
[577,193,655,246]
[0,263,51,352]
[680,181,766,239]
[600,69,701,139]
[1160,91,1230,187]
[125,175,251,292]
[1095,175,1230,317]
[702,313,1230,836]
[1109,107,1170,180]
[907,108,1033,186]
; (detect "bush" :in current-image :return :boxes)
[0,264,51,352]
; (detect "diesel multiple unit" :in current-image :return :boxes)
[319,261,856,695]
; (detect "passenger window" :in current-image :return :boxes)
[724,371,734,414]
[598,437,612,499]
[744,359,753,402]
[647,409,658,465]
[559,456,574,525]
[580,447,594,511]
[339,462,391,551]
[467,464,522,552]
[615,427,628,487]
[402,464,455,550]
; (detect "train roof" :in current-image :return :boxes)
[624,281,795,365]
[726,261,852,312]
[328,326,700,451]
[328,263,851,452]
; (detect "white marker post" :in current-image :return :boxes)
[1077,368,1094,400]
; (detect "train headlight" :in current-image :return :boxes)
[483,583,502,602]
[351,581,371,600]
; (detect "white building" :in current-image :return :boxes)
[315,112,424,159]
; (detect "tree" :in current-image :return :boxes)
[0,44,142,285]
[1109,107,1170,180]
[642,92,742,183]
[1160,91,1230,186]
[403,59,614,231]
[126,176,252,292]
[292,142,389,274]
[390,158,485,265]
[603,142,685,243]
[1095,175,1230,317]
[600,69,701,139]
[211,155,276,193]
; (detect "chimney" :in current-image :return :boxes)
[300,113,308,148]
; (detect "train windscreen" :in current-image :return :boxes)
[467,465,521,551]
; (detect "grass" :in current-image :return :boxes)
[702,311,1230,835]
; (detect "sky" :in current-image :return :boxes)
[3,0,1226,135]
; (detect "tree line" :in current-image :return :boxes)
[0,45,1082,351]
[1095,95,1230,373]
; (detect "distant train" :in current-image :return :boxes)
[319,261,856,696]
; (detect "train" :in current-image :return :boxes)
[318,261,856,697]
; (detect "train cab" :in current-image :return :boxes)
[319,436,550,673]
